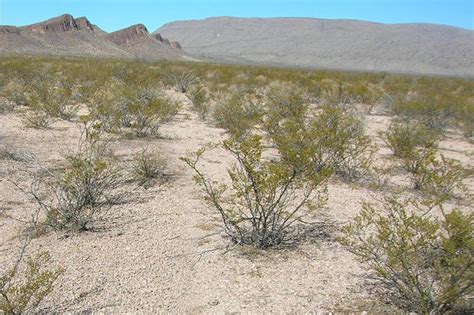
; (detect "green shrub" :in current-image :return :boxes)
[342,196,474,314]
[393,96,454,133]
[403,147,470,199]
[458,103,474,139]
[90,86,179,138]
[188,85,210,119]
[181,135,330,249]
[264,87,307,135]
[131,148,166,189]
[164,70,198,93]
[213,92,262,139]
[1,79,29,107]
[309,106,374,180]
[384,121,439,159]
[27,79,77,121]
[1,251,63,314]
[24,131,123,231]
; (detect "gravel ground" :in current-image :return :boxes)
[0,91,472,313]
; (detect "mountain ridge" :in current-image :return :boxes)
[0,14,185,61]
[156,16,474,77]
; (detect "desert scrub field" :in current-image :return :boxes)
[0,56,473,313]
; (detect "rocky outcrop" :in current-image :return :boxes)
[0,26,19,34]
[75,17,94,31]
[106,24,149,45]
[153,33,182,49]
[25,14,79,33]
[21,14,95,33]
[170,41,182,50]
[0,13,187,61]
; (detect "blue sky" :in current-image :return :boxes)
[1,0,473,32]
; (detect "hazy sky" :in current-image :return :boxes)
[1,0,473,32]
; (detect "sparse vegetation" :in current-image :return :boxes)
[0,55,473,312]
[131,148,166,189]
[213,92,262,139]
[402,147,470,199]
[188,85,210,119]
[23,109,52,129]
[22,130,123,231]
[342,196,473,314]
[1,250,63,314]
[182,135,330,249]
[384,121,439,159]
[165,70,198,93]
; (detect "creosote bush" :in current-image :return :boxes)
[120,88,179,138]
[384,121,439,159]
[308,106,374,181]
[164,70,198,93]
[90,86,179,138]
[181,135,330,249]
[188,85,210,119]
[402,147,470,199]
[23,110,51,129]
[342,196,473,314]
[213,92,263,139]
[25,126,123,231]
[131,148,166,189]
[27,79,77,121]
[1,251,63,314]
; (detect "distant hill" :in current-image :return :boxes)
[156,17,474,76]
[0,14,185,61]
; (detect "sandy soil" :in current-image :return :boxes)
[1,91,473,313]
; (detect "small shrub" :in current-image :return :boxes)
[342,196,474,314]
[264,87,308,136]
[309,106,374,180]
[164,70,198,93]
[188,85,210,119]
[25,132,123,231]
[1,251,63,314]
[23,110,51,129]
[1,79,29,106]
[121,88,179,138]
[27,80,77,121]
[213,93,262,139]
[181,135,330,249]
[131,148,166,189]
[393,96,454,133]
[0,98,15,114]
[384,121,439,159]
[403,148,470,199]
[0,147,35,162]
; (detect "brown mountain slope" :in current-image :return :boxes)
[156,17,474,77]
[105,24,183,60]
[0,14,185,61]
